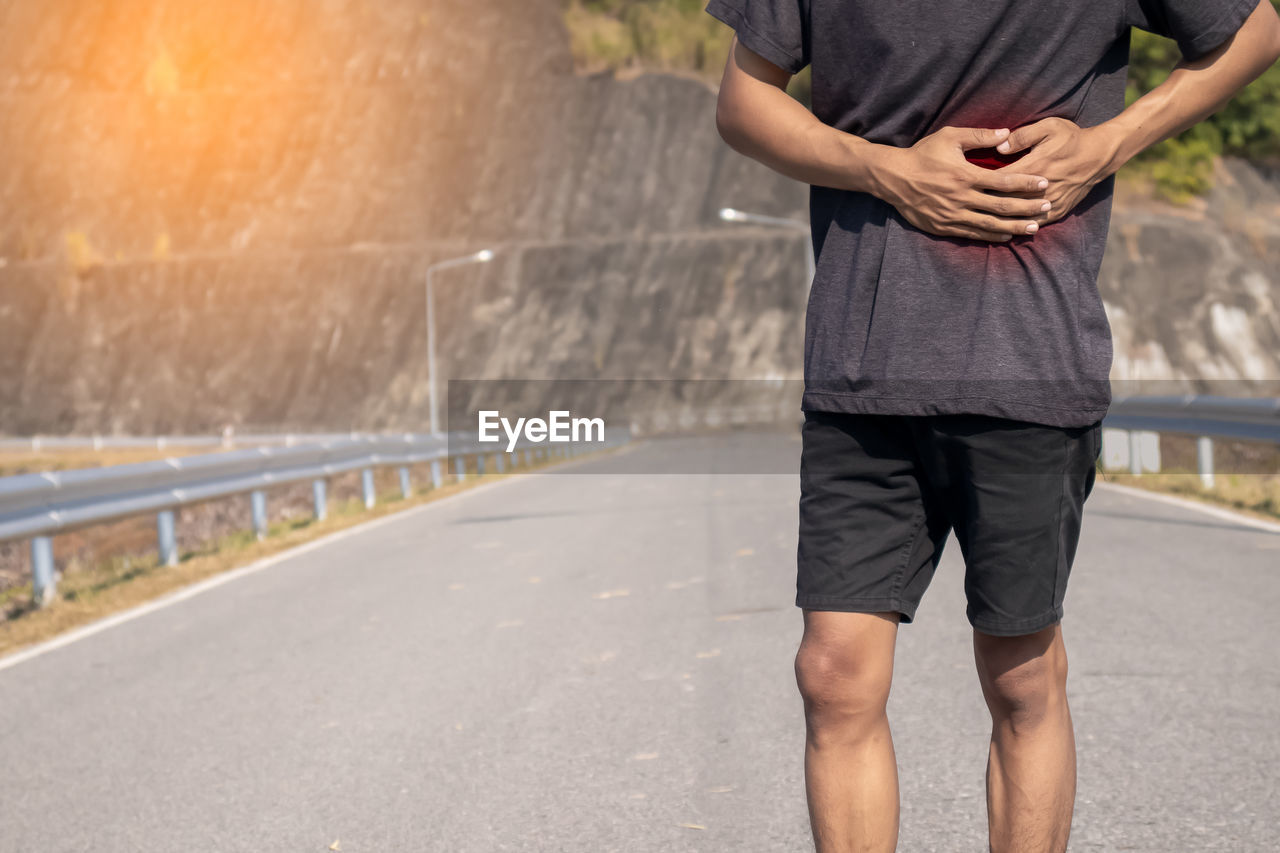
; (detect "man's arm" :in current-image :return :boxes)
[1098,0,1280,172]
[714,36,1053,243]
[999,0,1280,223]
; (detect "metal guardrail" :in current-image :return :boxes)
[1,428,631,608]
[1105,395,1280,442]
[1102,395,1280,487]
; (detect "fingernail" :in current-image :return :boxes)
[995,128,1009,136]
[996,142,1010,153]
[1040,201,1052,211]
[1026,223,1038,234]
[1000,234,1012,241]
[1037,179,1048,189]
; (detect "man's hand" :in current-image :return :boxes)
[712,39,1052,244]
[876,126,1053,243]
[993,117,1118,226]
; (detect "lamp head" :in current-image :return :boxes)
[718,207,744,222]
[475,249,495,262]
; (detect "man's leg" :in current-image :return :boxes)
[795,609,902,853]
[908,415,1098,852]
[973,622,1075,853]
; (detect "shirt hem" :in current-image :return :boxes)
[800,390,1110,429]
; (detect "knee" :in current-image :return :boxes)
[794,637,892,734]
[977,640,1068,731]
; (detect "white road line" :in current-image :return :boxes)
[1095,481,1280,535]
[0,468,546,674]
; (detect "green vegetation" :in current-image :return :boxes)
[564,0,731,76]
[565,0,1280,202]
[1125,1,1280,201]
[563,0,814,100]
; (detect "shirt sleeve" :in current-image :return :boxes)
[1126,0,1260,61]
[704,0,810,74]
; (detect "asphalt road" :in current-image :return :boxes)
[1,431,1276,852]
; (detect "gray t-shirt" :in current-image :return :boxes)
[705,0,1258,427]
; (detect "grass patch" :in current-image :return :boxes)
[564,0,732,78]
[0,447,209,478]
[563,0,813,104]
[1098,467,1280,525]
[0,449,611,659]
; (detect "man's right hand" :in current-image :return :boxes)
[874,126,1052,243]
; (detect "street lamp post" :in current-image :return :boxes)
[718,207,814,288]
[426,249,495,435]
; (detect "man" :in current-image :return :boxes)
[705,0,1280,850]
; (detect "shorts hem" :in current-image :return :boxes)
[970,607,1064,637]
[795,594,917,623]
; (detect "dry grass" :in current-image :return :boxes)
[0,449,605,659]
[563,0,732,78]
[1098,468,1280,524]
[0,446,210,478]
[562,0,814,103]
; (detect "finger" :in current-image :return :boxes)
[964,211,1041,237]
[965,191,1052,218]
[968,167,1050,194]
[996,120,1052,155]
[1036,206,1065,226]
[954,126,1011,152]
[943,226,1014,243]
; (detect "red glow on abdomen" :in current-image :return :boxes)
[963,146,1028,170]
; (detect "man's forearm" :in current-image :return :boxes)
[1094,0,1280,175]
[716,75,897,197]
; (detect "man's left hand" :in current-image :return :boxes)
[993,117,1119,226]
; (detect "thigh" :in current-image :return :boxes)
[913,415,1101,637]
[797,411,951,624]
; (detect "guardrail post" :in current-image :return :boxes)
[454,457,466,482]
[157,510,178,567]
[430,459,443,489]
[1197,436,1215,489]
[31,536,55,607]
[477,455,487,476]
[312,479,328,521]
[398,466,412,499]
[524,449,533,467]
[251,490,268,540]
[1128,431,1142,475]
[361,469,376,508]
[494,453,505,474]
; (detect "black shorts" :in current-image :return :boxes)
[797,411,1102,636]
